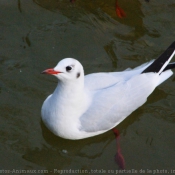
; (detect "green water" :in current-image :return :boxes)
[0,0,175,174]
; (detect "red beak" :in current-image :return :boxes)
[41,68,61,75]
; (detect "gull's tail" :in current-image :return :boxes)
[142,41,175,74]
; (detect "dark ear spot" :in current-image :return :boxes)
[76,72,80,78]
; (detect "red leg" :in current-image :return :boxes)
[112,128,125,169]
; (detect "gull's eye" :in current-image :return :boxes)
[66,66,72,72]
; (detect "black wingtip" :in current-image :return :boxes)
[142,41,175,74]
[163,62,175,72]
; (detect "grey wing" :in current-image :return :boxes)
[80,73,158,132]
[84,60,154,91]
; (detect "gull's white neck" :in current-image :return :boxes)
[53,77,84,103]
[42,75,89,138]
[52,78,86,118]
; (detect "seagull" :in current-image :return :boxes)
[41,42,175,140]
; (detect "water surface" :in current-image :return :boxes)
[0,0,175,174]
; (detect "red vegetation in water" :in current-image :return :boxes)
[116,0,126,18]
[69,0,150,18]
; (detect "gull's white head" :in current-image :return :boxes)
[42,58,84,82]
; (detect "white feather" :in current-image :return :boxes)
[41,57,174,140]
